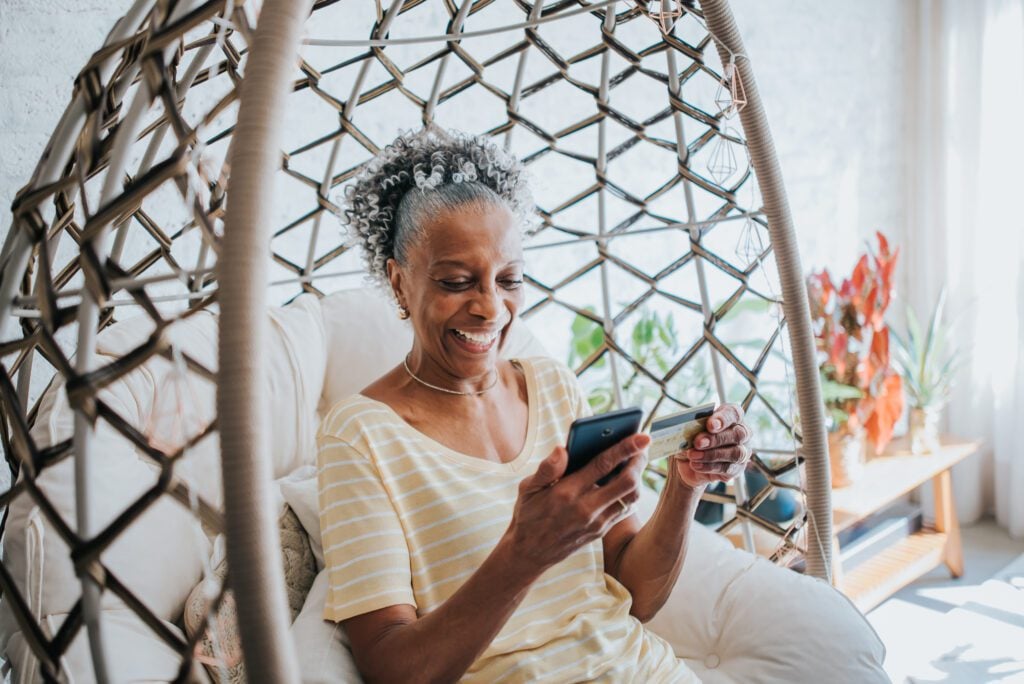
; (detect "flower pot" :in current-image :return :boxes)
[909,406,941,454]
[828,428,867,488]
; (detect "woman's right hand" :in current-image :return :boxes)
[502,434,649,573]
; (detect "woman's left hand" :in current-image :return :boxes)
[674,403,752,489]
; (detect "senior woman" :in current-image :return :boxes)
[316,128,752,683]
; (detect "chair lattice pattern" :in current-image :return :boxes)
[0,0,811,678]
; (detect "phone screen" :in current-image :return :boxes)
[565,407,642,485]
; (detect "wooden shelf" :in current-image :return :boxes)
[839,528,948,613]
[719,435,980,612]
[831,435,979,535]
[831,435,978,611]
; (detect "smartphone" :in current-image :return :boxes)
[565,406,643,486]
[648,401,718,461]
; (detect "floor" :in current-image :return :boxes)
[867,517,1024,683]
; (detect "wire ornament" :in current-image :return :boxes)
[715,59,748,119]
[706,129,739,185]
[735,216,767,266]
[649,0,683,34]
[706,122,751,186]
[625,0,692,35]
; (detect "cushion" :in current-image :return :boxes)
[1,294,328,673]
[318,287,549,412]
[637,488,888,683]
[5,609,209,683]
[290,570,362,683]
[279,465,324,571]
[183,505,317,683]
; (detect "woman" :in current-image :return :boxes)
[317,128,752,683]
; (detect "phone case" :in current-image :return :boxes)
[565,407,643,485]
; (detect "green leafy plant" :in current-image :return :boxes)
[568,307,714,412]
[568,300,796,441]
[890,290,962,410]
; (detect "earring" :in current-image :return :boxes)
[398,305,410,320]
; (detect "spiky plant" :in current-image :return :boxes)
[890,290,962,410]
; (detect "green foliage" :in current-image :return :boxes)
[890,290,962,410]
[567,297,802,474]
[568,308,606,370]
[568,306,715,412]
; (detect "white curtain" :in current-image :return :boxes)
[907,0,1024,538]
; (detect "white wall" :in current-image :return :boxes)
[729,0,911,275]
[0,0,132,222]
[0,0,912,274]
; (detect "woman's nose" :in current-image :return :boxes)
[468,284,502,320]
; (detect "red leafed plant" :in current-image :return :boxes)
[807,232,904,454]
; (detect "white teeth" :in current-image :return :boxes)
[454,329,497,345]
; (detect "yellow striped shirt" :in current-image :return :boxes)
[316,356,699,683]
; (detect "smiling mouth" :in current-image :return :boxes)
[451,328,500,347]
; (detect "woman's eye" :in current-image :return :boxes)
[440,280,472,290]
[500,279,523,290]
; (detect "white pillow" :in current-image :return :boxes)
[290,570,361,683]
[637,486,887,683]
[5,609,208,684]
[3,366,209,628]
[279,465,323,571]
[318,287,549,412]
[0,295,329,660]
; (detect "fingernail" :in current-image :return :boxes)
[696,436,710,449]
[709,418,721,431]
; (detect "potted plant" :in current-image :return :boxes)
[807,232,904,487]
[891,290,961,454]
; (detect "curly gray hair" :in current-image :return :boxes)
[341,128,535,287]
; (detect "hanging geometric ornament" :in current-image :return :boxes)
[629,0,686,35]
[736,217,767,266]
[706,129,739,185]
[649,0,682,34]
[714,58,748,119]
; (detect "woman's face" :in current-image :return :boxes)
[387,201,524,383]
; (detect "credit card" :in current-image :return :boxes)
[648,402,717,461]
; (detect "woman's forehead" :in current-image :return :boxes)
[418,203,522,266]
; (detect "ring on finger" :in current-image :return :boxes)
[616,498,629,516]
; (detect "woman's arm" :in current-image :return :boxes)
[603,404,751,622]
[602,476,705,622]
[342,535,542,684]
[343,437,646,683]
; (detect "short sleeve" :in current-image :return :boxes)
[317,436,416,622]
[561,363,593,420]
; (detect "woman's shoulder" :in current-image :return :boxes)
[515,354,577,384]
[317,392,401,446]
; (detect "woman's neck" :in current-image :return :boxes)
[403,348,500,396]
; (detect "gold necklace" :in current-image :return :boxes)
[403,354,498,396]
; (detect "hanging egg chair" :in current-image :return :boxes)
[0,0,886,681]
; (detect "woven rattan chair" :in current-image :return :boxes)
[0,0,868,680]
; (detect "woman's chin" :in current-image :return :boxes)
[444,331,503,381]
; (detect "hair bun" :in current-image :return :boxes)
[340,127,535,285]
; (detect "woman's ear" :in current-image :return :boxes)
[386,258,405,308]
